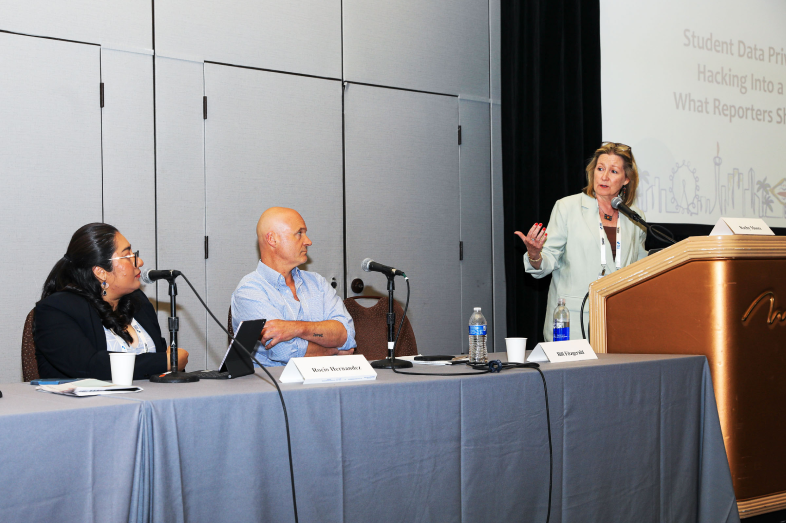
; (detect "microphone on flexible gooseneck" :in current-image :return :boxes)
[611,196,646,225]
[611,196,677,251]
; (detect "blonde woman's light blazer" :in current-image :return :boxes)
[524,193,648,341]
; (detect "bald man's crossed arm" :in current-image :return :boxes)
[261,319,352,356]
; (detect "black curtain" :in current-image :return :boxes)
[501,0,602,346]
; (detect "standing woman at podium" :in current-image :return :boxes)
[515,142,648,341]
[34,223,188,379]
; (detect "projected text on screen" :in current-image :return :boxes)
[601,0,786,227]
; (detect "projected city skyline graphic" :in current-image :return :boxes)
[636,143,786,220]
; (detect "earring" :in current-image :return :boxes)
[619,185,628,200]
[101,281,107,296]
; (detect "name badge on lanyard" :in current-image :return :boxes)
[598,218,622,278]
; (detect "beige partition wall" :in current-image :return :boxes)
[203,64,344,368]
[459,98,494,353]
[154,57,209,368]
[0,33,103,383]
[588,236,786,517]
[343,0,489,97]
[0,0,503,380]
[100,48,156,304]
[344,85,462,354]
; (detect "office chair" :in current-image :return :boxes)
[344,296,417,360]
[21,309,39,382]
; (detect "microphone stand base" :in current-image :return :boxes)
[370,357,413,369]
[149,371,200,383]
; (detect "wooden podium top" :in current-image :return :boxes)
[589,235,786,353]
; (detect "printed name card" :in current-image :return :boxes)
[279,355,377,384]
[710,217,774,236]
[527,339,597,363]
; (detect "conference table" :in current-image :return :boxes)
[0,353,740,523]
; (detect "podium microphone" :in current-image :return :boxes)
[611,196,646,225]
[611,196,677,248]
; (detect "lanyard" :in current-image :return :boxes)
[598,217,622,273]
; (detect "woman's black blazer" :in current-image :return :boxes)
[34,289,168,380]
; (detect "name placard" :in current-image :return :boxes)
[710,217,774,236]
[279,355,377,384]
[527,339,597,363]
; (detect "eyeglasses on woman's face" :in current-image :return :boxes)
[109,250,139,268]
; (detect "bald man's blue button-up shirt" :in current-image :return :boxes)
[231,261,356,366]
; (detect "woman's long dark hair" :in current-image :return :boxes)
[41,223,137,344]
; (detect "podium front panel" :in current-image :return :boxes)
[604,257,786,505]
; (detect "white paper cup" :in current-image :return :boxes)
[505,338,528,363]
[109,352,136,386]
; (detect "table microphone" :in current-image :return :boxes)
[140,269,181,284]
[361,258,406,278]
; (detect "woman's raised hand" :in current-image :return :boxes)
[514,223,547,261]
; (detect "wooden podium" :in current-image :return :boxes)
[588,236,786,518]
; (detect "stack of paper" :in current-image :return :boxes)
[36,379,143,397]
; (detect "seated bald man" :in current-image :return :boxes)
[231,207,356,366]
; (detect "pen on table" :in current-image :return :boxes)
[30,378,80,385]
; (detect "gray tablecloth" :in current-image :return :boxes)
[0,353,740,523]
[0,384,145,523]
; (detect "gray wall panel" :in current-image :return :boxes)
[343,0,489,97]
[0,33,102,382]
[489,0,501,102]
[345,85,461,354]
[101,49,156,304]
[0,1,151,51]
[155,0,341,79]
[155,57,207,369]
[491,102,507,347]
[459,99,493,353]
[203,64,344,367]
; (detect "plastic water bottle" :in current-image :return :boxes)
[468,307,488,363]
[553,298,570,341]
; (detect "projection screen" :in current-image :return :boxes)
[601,0,786,227]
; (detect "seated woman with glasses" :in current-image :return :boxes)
[515,142,648,342]
[34,223,189,380]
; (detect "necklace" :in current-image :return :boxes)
[600,200,616,222]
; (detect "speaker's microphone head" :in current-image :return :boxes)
[140,268,154,285]
[611,196,623,209]
[361,258,373,272]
